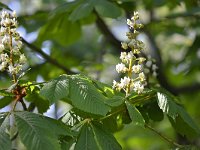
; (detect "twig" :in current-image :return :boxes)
[94,11,122,53]
[20,99,27,111]
[145,124,184,148]
[21,38,75,74]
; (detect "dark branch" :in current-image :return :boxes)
[143,29,200,95]
[21,38,75,75]
[94,11,122,53]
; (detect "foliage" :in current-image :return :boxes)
[0,0,200,150]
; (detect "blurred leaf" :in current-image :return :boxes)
[50,1,80,16]
[0,96,13,109]
[0,89,14,97]
[69,0,94,22]
[38,13,81,46]
[0,2,12,11]
[0,116,11,150]
[40,75,69,104]
[125,101,145,126]
[18,11,49,33]
[95,0,122,18]
[156,88,200,138]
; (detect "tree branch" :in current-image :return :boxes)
[21,38,75,74]
[143,29,200,95]
[94,11,122,53]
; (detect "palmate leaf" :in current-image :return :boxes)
[38,13,81,46]
[94,0,122,18]
[0,2,12,11]
[75,124,98,150]
[69,0,94,22]
[0,116,11,150]
[0,96,13,109]
[69,75,110,116]
[125,101,145,126]
[40,75,69,104]
[156,89,200,138]
[14,111,73,150]
[75,123,121,150]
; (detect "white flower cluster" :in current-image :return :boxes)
[113,12,146,95]
[0,10,26,75]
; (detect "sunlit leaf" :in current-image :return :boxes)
[40,75,69,103]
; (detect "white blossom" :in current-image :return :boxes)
[132,64,142,74]
[0,61,7,71]
[19,54,27,64]
[127,19,133,28]
[2,35,9,45]
[112,80,118,89]
[0,10,27,75]
[8,65,15,74]
[133,81,144,94]
[0,53,9,62]
[12,11,17,18]
[120,76,131,88]
[139,72,145,81]
[0,44,4,52]
[120,52,127,61]
[116,63,127,73]
[127,51,134,60]
[121,42,128,49]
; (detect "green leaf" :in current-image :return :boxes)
[74,124,98,150]
[0,96,13,109]
[14,111,73,150]
[38,13,81,46]
[69,75,110,116]
[90,123,122,150]
[157,92,178,119]
[26,87,49,113]
[95,0,121,18]
[156,90,200,138]
[0,116,12,150]
[0,2,12,11]
[125,101,145,126]
[104,96,124,107]
[75,123,121,150]
[40,75,69,104]
[69,0,94,22]
[0,89,15,97]
[50,1,80,17]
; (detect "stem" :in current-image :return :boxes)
[8,27,17,83]
[20,99,27,111]
[126,59,133,97]
[145,124,184,148]
[98,107,125,121]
